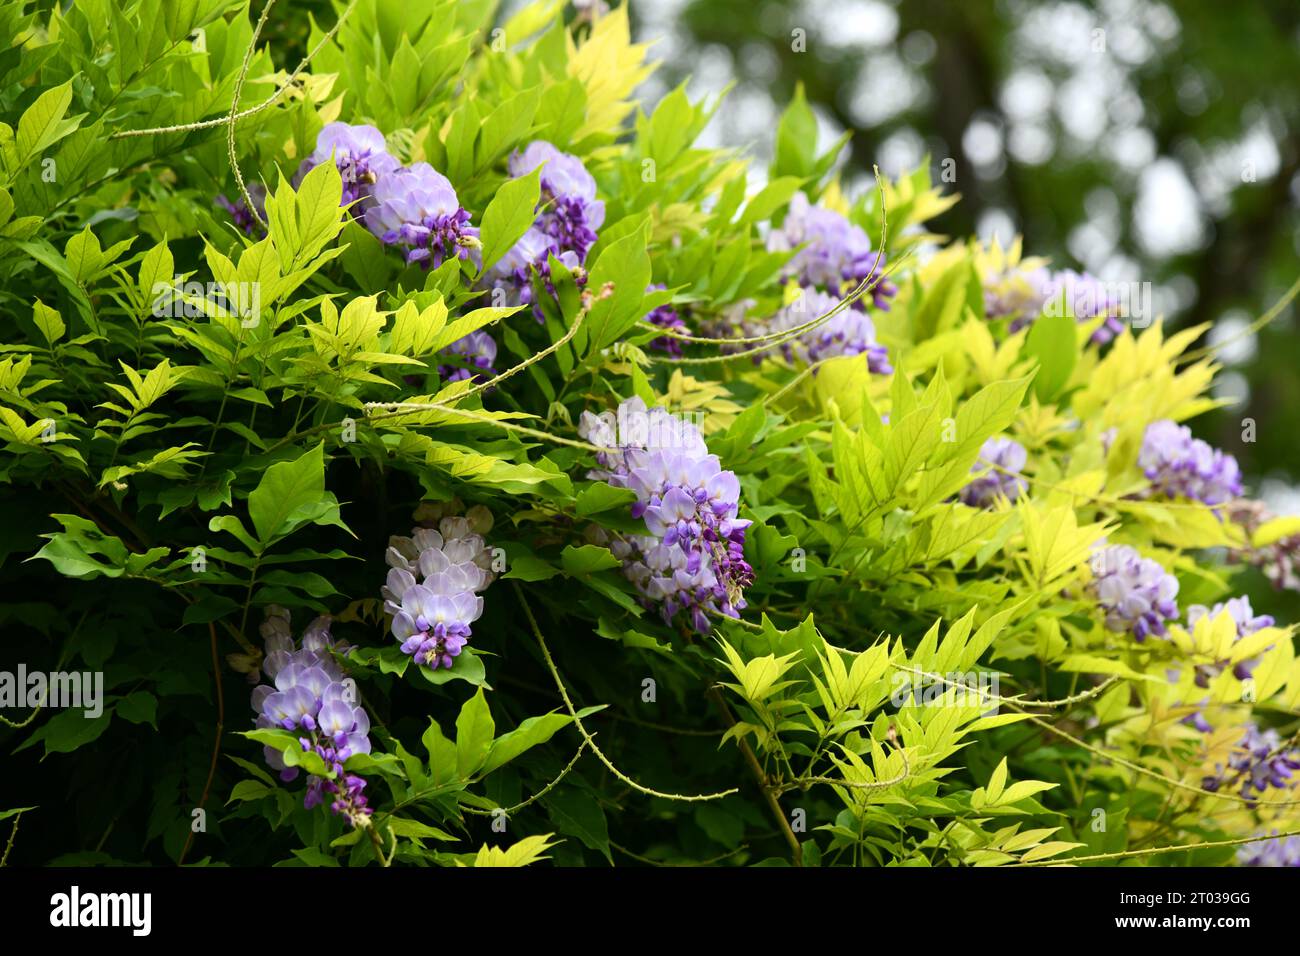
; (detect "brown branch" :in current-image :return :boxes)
[706,685,803,867]
[178,621,226,865]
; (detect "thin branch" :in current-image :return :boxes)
[1017,827,1300,867]
[515,582,738,802]
[178,621,226,866]
[462,741,590,817]
[891,663,1120,709]
[109,0,361,139]
[226,0,278,228]
[706,685,802,866]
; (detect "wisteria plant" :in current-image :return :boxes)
[1,0,1299,870]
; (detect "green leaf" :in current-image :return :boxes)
[32,299,64,345]
[561,544,622,574]
[14,79,78,168]
[478,167,541,274]
[30,515,129,579]
[422,717,459,785]
[1024,307,1078,402]
[502,551,560,582]
[208,514,260,553]
[774,83,818,179]
[739,176,804,226]
[583,226,652,352]
[419,648,488,688]
[386,817,456,843]
[246,443,347,545]
[21,707,113,757]
[137,240,174,309]
[455,687,495,778]
[574,483,638,517]
[545,789,610,861]
[227,780,271,804]
[116,691,158,729]
[481,711,575,775]
[985,757,1008,805]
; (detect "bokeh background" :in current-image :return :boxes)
[624,0,1300,497]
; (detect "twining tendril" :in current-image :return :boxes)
[773,743,911,797]
[516,582,738,802]
[1016,827,1300,867]
[1020,711,1300,808]
[0,809,25,867]
[462,741,590,817]
[1176,274,1300,366]
[109,0,361,140]
[651,166,899,365]
[891,663,1121,709]
[226,0,278,229]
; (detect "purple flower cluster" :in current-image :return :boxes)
[644,284,688,356]
[230,121,481,270]
[364,163,480,268]
[983,263,1050,325]
[764,193,899,310]
[986,265,1124,345]
[578,397,752,632]
[250,607,373,826]
[485,141,604,317]
[767,192,896,310]
[1087,544,1180,641]
[294,122,400,209]
[765,288,892,372]
[1237,834,1300,867]
[510,141,605,262]
[216,183,266,237]
[1228,500,1300,592]
[437,329,498,383]
[1036,270,1124,344]
[1203,723,1300,800]
[1139,420,1242,507]
[382,506,496,669]
[959,437,1028,508]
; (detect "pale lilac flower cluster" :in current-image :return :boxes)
[1228,500,1300,592]
[764,288,892,372]
[293,122,400,208]
[510,141,605,262]
[250,607,373,826]
[364,163,480,268]
[1178,596,1276,733]
[1186,596,1275,687]
[383,505,496,669]
[1087,544,1180,641]
[1237,834,1300,867]
[1139,420,1242,507]
[578,398,752,632]
[1203,723,1300,800]
[437,329,498,383]
[768,192,895,310]
[983,263,1050,324]
[986,266,1124,344]
[959,437,1028,508]
[644,284,687,356]
[705,299,765,356]
[485,141,604,317]
[1036,270,1124,344]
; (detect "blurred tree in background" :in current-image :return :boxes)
[629,0,1300,495]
